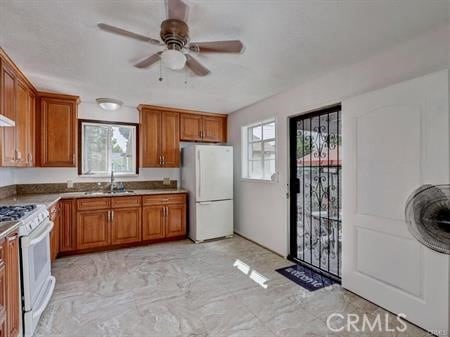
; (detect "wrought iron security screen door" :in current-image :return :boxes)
[289,105,342,281]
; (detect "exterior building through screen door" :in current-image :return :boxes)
[289,105,342,281]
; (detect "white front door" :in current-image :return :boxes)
[342,70,449,334]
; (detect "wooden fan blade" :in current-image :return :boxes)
[134,52,162,68]
[189,40,244,53]
[165,0,189,22]
[185,54,210,76]
[98,23,161,46]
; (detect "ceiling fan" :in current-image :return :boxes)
[98,0,244,76]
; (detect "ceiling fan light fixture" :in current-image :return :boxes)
[96,98,123,111]
[161,49,186,70]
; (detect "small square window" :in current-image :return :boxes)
[242,118,276,181]
[80,121,137,176]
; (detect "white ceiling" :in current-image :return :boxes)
[0,0,448,113]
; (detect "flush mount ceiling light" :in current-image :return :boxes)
[96,98,123,111]
[161,49,186,70]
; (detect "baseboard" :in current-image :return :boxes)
[234,231,287,259]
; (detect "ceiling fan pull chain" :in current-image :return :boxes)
[159,59,164,82]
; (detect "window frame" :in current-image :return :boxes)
[241,117,277,182]
[78,119,139,176]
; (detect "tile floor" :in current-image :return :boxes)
[35,236,429,337]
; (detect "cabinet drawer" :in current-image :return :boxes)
[77,197,111,210]
[142,194,186,206]
[111,196,141,208]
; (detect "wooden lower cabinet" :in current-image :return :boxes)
[0,239,6,337]
[59,199,76,252]
[142,205,165,240]
[166,204,186,238]
[76,210,110,250]
[111,207,142,245]
[5,232,20,337]
[49,202,60,261]
[59,193,187,254]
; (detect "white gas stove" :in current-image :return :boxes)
[0,203,55,337]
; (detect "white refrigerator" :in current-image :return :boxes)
[181,144,233,242]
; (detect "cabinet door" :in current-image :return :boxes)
[6,232,20,337]
[111,207,141,245]
[14,79,28,166]
[166,204,186,238]
[49,203,60,262]
[0,239,5,320]
[59,199,76,252]
[180,113,202,141]
[202,116,226,143]
[26,90,35,166]
[40,97,77,167]
[140,109,161,167]
[161,111,180,167]
[142,206,165,240]
[77,210,110,250]
[0,62,16,166]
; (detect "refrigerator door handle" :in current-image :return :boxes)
[197,151,202,199]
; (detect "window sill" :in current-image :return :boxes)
[79,174,139,178]
[240,177,278,184]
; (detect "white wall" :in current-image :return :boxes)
[13,101,180,185]
[228,25,450,256]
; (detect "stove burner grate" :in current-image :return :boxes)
[0,204,37,222]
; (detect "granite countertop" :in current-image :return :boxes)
[0,189,188,209]
[0,221,19,239]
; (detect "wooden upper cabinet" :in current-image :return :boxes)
[180,112,227,143]
[15,79,29,166]
[139,105,180,168]
[179,113,202,141]
[139,108,161,167]
[161,111,180,167]
[202,115,226,142]
[0,49,37,168]
[39,92,79,167]
[0,60,16,166]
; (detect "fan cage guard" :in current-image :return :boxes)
[405,184,450,255]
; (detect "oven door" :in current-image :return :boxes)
[21,218,54,311]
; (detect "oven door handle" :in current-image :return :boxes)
[24,220,54,247]
[33,276,56,319]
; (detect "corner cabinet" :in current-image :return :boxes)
[0,50,37,167]
[38,92,79,167]
[139,105,180,168]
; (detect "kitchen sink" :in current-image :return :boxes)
[83,190,135,195]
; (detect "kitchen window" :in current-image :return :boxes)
[241,118,276,181]
[79,120,138,176]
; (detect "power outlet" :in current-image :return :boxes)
[163,177,171,186]
[67,180,74,189]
